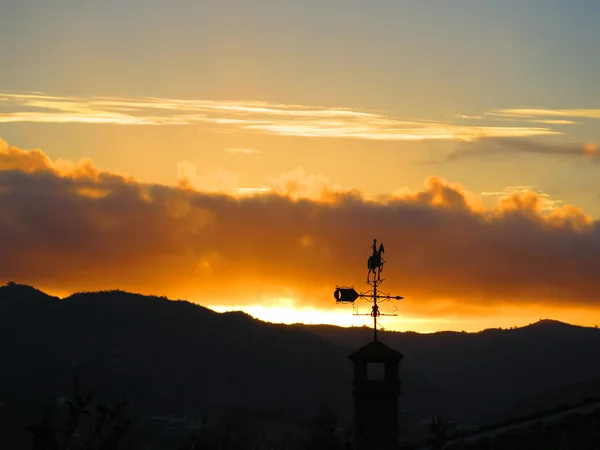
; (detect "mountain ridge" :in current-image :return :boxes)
[2,282,600,448]
[1,281,588,333]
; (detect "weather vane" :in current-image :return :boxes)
[334,239,403,341]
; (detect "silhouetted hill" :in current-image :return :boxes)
[0,281,59,306]
[304,319,600,423]
[507,375,600,420]
[444,404,600,450]
[2,284,600,449]
[0,284,447,448]
[515,318,594,338]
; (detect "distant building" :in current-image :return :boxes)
[349,339,403,450]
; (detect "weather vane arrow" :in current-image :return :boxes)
[333,238,403,341]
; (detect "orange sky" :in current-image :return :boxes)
[2,2,600,333]
[1,138,599,332]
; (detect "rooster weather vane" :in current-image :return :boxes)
[334,239,403,341]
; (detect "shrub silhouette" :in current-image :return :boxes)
[26,373,135,450]
[303,407,349,450]
[427,415,452,450]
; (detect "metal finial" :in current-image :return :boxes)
[334,239,403,341]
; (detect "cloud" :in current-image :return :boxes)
[529,120,577,125]
[489,108,600,120]
[455,115,483,120]
[482,186,563,211]
[1,139,600,320]
[447,137,600,161]
[177,161,240,193]
[175,162,349,201]
[0,92,560,142]
[261,167,356,202]
[224,148,260,155]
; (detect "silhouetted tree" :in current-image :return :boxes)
[427,415,451,450]
[27,398,61,450]
[304,407,347,450]
[178,432,221,450]
[26,373,135,450]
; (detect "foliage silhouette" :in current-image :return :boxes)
[26,373,135,450]
[426,415,452,450]
[303,407,350,450]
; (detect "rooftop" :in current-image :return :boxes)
[349,339,403,362]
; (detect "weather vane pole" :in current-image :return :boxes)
[334,239,403,341]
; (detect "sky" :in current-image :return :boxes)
[1,0,599,332]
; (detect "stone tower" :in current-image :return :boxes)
[349,339,403,450]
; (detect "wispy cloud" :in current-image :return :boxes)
[488,108,600,120]
[224,148,260,155]
[529,119,577,125]
[447,138,599,162]
[0,92,561,142]
[482,185,563,211]
[455,115,483,120]
[481,185,537,196]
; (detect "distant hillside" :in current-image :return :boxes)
[444,404,600,450]
[0,282,447,449]
[507,375,600,420]
[304,318,600,422]
[2,282,600,449]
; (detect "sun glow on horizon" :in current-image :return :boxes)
[207,298,472,333]
[22,286,600,334]
[207,302,600,334]
[205,296,600,334]
[210,303,363,327]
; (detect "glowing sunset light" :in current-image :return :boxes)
[2,1,600,332]
[584,143,598,159]
[210,303,362,327]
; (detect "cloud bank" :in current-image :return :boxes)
[1,139,599,320]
